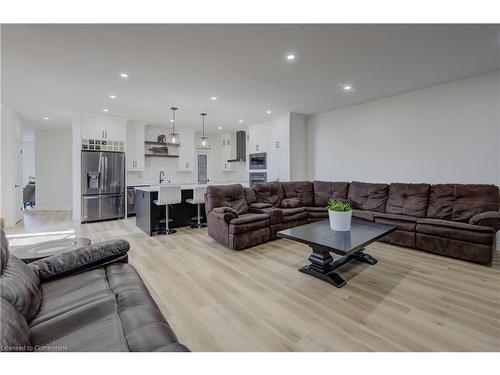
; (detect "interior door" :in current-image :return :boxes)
[14,141,23,223]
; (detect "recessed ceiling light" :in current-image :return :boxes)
[239,120,244,123]
[43,117,49,120]
[120,73,128,78]
[109,95,117,99]
[217,126,222,130]
[211,96,217,101]
[266,110,272,114]
[286,54,296,61]
[342,84,353,92]
[103,108,109,113]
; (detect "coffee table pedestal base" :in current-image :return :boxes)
[299,246,378,288]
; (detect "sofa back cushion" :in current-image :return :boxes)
[243,187,257,204]
[205,184,249,214]
[254,182,284,207]
[280,181,314,207]
[426,184,499,222]
[348,181,389,213]
[386,183,430,218]
[313,181,349,207]
[0,230,41,322]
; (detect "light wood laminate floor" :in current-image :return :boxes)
[5,210,500,351]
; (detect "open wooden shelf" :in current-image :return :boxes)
[144,154,179,158]
[145,141,181,147]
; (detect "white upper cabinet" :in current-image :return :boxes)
[105,117,127,142]
[246,113,305,181]
[177,128,195,172]
[126,121,145,172]
[269,116,290,151]
[79,113,127,143]
[80,114,106,140]
[247,115,290,154]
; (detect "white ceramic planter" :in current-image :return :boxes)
[328,209,352,231]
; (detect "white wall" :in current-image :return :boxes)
[290,113,307,181]
[0,105,24,227]
[35,128,73,210]
[307,71,500,185]
[22,129,35,185]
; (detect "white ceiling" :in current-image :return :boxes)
[2,24,499,132]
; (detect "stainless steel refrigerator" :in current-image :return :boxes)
[81,151,125,223]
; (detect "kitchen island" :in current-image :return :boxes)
[134,183,248,236]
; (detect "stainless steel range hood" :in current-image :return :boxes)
[227,130,246,162]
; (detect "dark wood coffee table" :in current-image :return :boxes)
[277,218,396,288]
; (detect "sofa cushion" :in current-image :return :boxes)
[280,207,307,216]
[306,206,328,219]
[29,264,185,352]
[348,182,389,213]
[313,181,349,207]
[249,202,273,209]
[426,184,499,222]
[0,298,31,351]
[386,183,430,218]
[307,206,327,212]
[352,209,375,222]
[229,218,270,235]
[374,213,417,232]
[416,218,495,245]
[0,234,41,322]
[254,182,284,207]
[243,187,257,204]
[29,268,114,328]
[280,207,308,223]
[206,184,248,214]
[281,181,314,207]
[230,213,269,226]
[280,198,303,208]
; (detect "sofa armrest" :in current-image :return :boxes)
[248,206,283,225]
[469,211,500,231]
[29,239,130,281]
[208,209,237,224]
[212,206,239,218]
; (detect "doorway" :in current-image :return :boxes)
[198,154,208,184]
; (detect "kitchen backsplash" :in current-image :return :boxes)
[127,138,248,186]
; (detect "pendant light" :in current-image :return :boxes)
[197,113,210,150]
[167,107,181,146]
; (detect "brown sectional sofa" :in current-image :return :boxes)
[204,181,500,264]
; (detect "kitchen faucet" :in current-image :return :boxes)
[159,171,165,184]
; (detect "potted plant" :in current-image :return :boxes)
[327,199,352,231]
